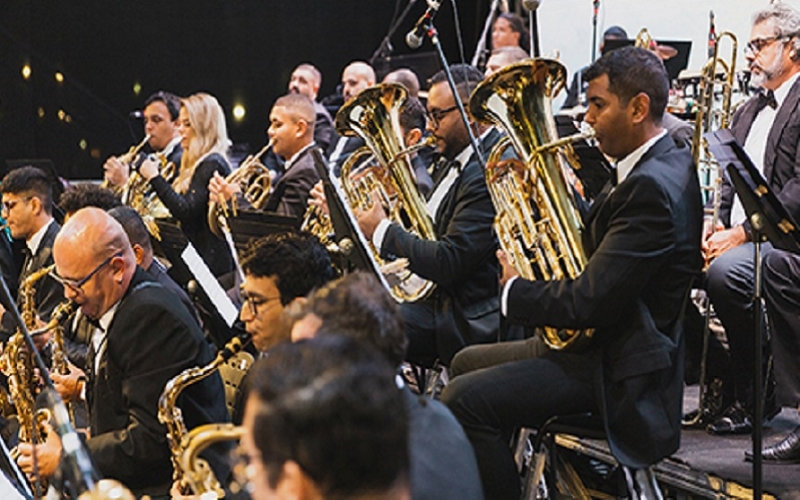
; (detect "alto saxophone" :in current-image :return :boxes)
[0,264,57,451]
[158,334,252,497]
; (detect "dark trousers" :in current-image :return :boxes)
[441,350,598,500]
[706,241,773,405]
[764,249,800,407]
[449,336,547,379]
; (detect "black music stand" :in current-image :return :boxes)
[153,219,238,348]
[227,210,300,253]
[706,129,800,500]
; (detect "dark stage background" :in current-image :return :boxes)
[0,0,493,181]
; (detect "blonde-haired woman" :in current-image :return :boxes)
[140,92,234,278]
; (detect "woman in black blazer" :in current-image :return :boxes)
[140,92,234,278]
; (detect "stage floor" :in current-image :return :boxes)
[554,385,800,498]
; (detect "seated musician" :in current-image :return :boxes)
[209,93,321,221]
[0,166,63,346]
[103,90,183,190]
[356,64,504,368]
[138,92,235,279]
[16,208,229,498]
[58,183,122,220]
[238,336,410,500]
[290,272,483,500]
[441,47,702,499]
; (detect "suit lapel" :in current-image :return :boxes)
[764,78,800,182]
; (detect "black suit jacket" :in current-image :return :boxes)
[263,145,320,220]
[150,153,234,278]
[87,268,229,496]
[721,77,800,232]
[381,129,502,364]
[506,135,703,468]
[0,221,63,341]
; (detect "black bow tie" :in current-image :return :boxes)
[757,90,777,112]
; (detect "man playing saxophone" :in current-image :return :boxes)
[0,166,63,348]
[103,91,183,190]
[15,207,228,498]
[442,47,703,499]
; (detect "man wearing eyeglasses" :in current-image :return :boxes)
[15,207,229,497]
[103,90,183,189]
[700,3,800,436]
[0,166,62,346]
[356,64,506,369]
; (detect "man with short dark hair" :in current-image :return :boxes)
[238,231,335,353]
[0,166,63,342]
[104,90,183,189]
[443,47,702,499]
[242,336,410,499]
[58,183,122,219]
[290,272,483,500]
[356,64,503,368]
[210,93,321,220]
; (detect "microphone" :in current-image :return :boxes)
[129,110,143,119]
[405,0,441,49]
[522,0,541,10]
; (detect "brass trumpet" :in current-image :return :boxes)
[101,135,151,192]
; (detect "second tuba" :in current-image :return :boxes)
[335,83,436,302]
[469,59,594,351]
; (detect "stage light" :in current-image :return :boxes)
[55,72,64,83]
[133,82,142,96]
[21,65,32,80]
[58,109,66,121]
[79,139,87,150]
[233,103,246,121]
[37,107,45,118]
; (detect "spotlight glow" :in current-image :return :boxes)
[233,104,246,121]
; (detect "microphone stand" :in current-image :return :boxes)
[591,0,600,62]
[0,276,101,498]
[369,0,420,66]
[470,0,501,68]
[418,21,486,169]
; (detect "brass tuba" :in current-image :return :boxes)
[335,83,437,302]
[207,141,273,239]
[469,59,594,351]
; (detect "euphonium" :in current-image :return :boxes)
[159,334,253,497]
[101,135,151,193]
[335,83,437,302]
[0,264,57,450]
[469,59,594,351]
[208,141,273,239]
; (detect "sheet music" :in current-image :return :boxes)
[181,242,239,327]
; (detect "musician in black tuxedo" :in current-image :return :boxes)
[103,90,183,189]
[701,3,800,434]
[16,208,229,497]
[326,61,375,177]
[0,166,63,344]
[210,94,320,222]
[442,48,702,499]
[357,64,501,367]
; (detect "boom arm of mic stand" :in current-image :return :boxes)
[426,25,486,170]
[370,0,420,65]
[0,275,101,495]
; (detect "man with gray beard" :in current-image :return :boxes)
[700,3,800,435]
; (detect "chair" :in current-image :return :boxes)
[521,413,663,500]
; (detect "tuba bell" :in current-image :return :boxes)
[469,59,594,351]
[334,83,436,302]
[207,141,273,239]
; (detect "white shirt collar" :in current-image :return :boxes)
[98,300,121,333]
[615,129,667,185]
[159,136,181,158]
[285,142,316,171]
[452,127,493,168]
[26,218,54,256]
[773,71,800,109]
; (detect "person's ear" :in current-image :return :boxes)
[405,128,423,147]
[629,92,651,125]
[276,460,320,500]
[296,119,309,138]
[132,244,145,266]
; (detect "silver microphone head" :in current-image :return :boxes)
[522,0,541,11]
[406,30,425,50]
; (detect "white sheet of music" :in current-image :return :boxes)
[0,438,30,499]
[181,242,239,327]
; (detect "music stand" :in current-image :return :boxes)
[227,210,300,253]
[153,218,238,348]
[705,129,800,500]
